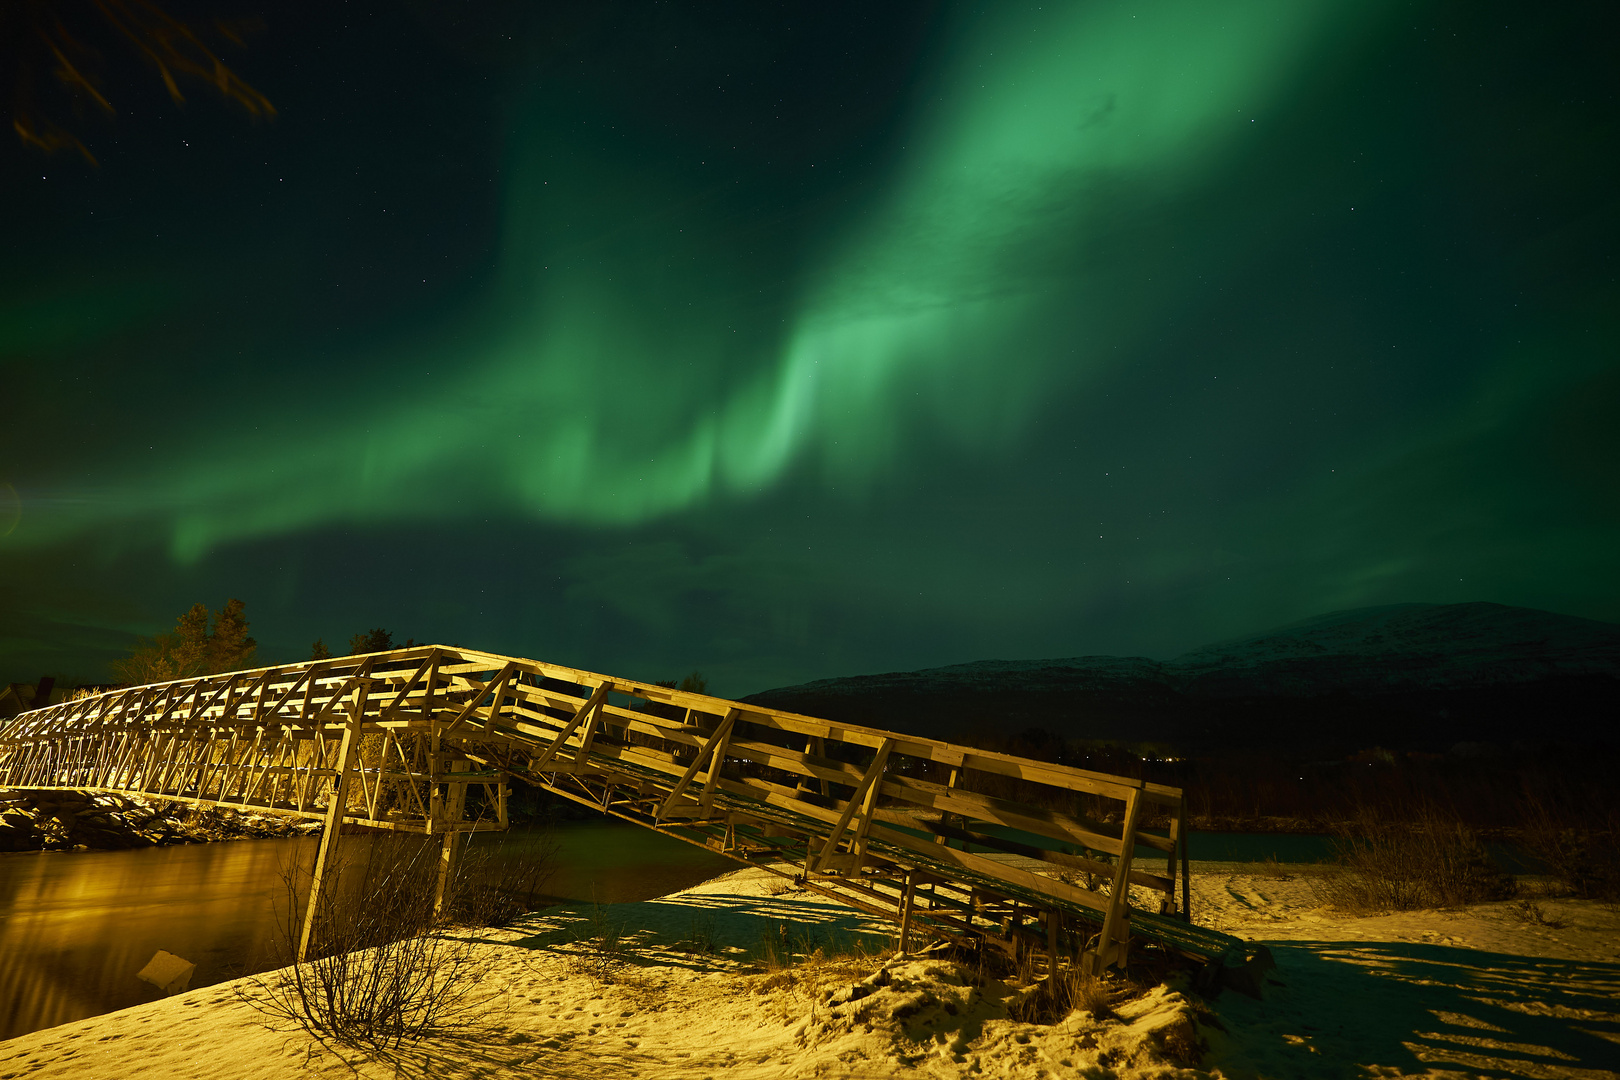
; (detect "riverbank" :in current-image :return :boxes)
[0,790,315,852]
[4,862,1618,1078]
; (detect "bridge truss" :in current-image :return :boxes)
[0,646,1241,971]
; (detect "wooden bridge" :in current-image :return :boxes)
[0,647,1249,974]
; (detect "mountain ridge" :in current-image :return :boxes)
[740,602,1620,751]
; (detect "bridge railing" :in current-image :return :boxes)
[0,645,1208,972]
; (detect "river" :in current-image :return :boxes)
[0,827,1392,1042]
[0,821,732,1042]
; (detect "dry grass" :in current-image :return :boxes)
[1311,806,1516,914]
[1517,798,1620,904]
[1509,897,1567,928]
[1007,966,1127,1024]
[567,901,638,983]
[752,917,889,974]
[1253,854,1295,880]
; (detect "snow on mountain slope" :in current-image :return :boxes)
[1169,602,1620,695]
[741,603,1620,748]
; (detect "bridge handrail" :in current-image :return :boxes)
[0,645,1215,971]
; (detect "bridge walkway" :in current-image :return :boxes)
[0,646,1251,972]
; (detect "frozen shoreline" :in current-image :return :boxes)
[3,861,1618,1078]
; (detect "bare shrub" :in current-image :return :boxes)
[452,830,559,928]
[1312,806,1516,913]
[246,830,555,1050]
[679,914,720,955]
[247,836,483,1049]
[1518,798,1620,903]
[1509,898,1566,928]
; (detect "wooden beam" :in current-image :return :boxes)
[298,678,368,963]
[812,738,892,873]
[1085,787,1143,975]
[657,709,738,820]
[530,681,609,771]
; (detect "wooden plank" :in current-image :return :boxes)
[929,819,1173,894]
[298,680,367,962]
[1088,788,1143,974]
[881,772,1175,854]
[657,709,739,820]
[530,681,609,771]
[812,739,892,873]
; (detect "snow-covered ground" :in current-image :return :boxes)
[3,862,1617,1079]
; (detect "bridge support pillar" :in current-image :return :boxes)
[1081,787,1142,976]
[898,872,917,955]
[433,763,469,918]
[434,828,466,918]
[298,678,368,963]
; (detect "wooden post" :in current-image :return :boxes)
[1084,788,1142,975]
[434,759,469,917]
[1163,792,1183,917]
[1045,909,1060,984]
[297,679,367,963]
[435,829,466,917]
[1180,805,1192,925]
[899,871,917,955]
[935,765,960,846]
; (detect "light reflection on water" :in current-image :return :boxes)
[0,821,731,1042]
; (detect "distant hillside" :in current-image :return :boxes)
[741,603,1620,753]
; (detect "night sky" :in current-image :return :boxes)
[3,0,1615,695]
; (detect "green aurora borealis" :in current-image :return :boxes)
[3,0,1616,693]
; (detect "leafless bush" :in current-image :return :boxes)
[1509,898,1566,928]
[1311,806,1515,913]
[246,830,554,1050]
[451,830,559,928]
[1518,797,1620,903]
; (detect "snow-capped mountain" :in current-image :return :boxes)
[741,603,1620,751]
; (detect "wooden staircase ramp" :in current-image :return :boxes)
[0,646,1248,971]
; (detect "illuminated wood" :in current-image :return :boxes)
[0,644,1243,970]
[299,676,367,962]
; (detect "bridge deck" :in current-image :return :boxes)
[0,647,1249,970]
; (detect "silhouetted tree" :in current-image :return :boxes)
[310,638,332,661]
[5,0,275,163]
[348,628,395,655]
[113,598,257,684]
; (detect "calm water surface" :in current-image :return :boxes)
[0,821,730,1041]
[1,825,1516,1041]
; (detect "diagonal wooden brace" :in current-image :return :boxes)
[1083,787,1142,975]
[530,681,610,771]
[657,708,739,821]
[812,738,893,873]
[375,653,437,724]
[444,662,517,732]
[696,713,735,814]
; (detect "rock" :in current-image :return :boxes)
[1202,945,1276,999]
[136,950,196,995]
